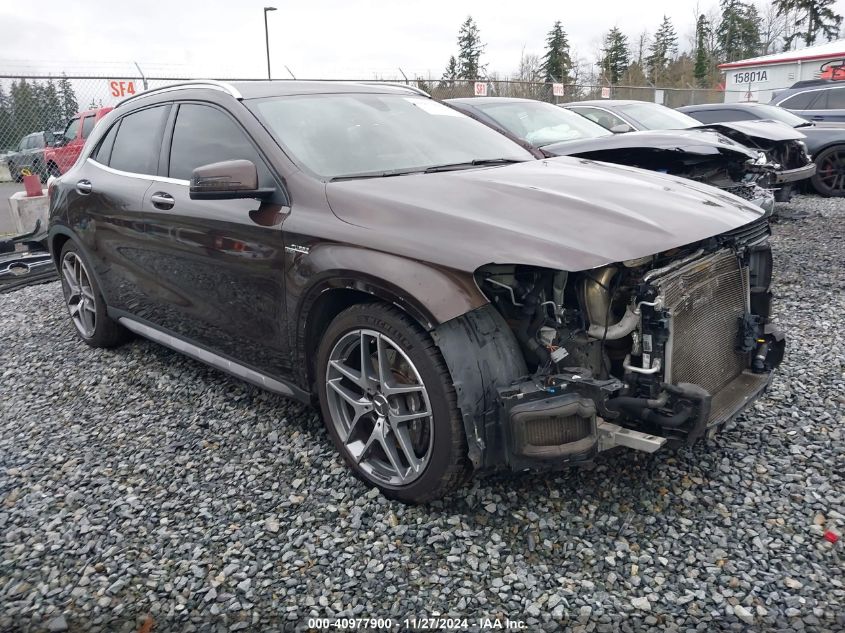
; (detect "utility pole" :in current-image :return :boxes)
[264,7,277,80]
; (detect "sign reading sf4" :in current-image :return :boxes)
[109,81,137,97]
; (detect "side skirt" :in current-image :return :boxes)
[111,310,310,403]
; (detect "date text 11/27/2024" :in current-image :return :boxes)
[307,617,528,630]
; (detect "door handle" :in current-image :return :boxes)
[151,192,175,210]
[76,179,92,195]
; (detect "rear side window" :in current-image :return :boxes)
[780,91,820,110]
[109,106,167,175]
[168,104,271,183]
[94,121,120,164]
[81,115,96,139]
[694,109,751,123]
[823,88,845,109]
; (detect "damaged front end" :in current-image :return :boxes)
[453,217,784,473]
[0,220,57,294]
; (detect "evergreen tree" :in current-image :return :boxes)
[541,21,572,83]
[694,15,711,86]
[456,16,486,80]
[441,56,458,82]
[774,0,842,47]
[58,74,78,121]
[0,84,12,150]
[11,79,38,142]
[599,27,629,84]
[646,16,678,83]
[718,0,762,63]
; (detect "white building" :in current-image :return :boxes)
[719,40,845,103]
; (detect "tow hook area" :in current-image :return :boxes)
[596,421,666,453]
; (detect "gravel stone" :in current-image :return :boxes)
[0,195,842,631]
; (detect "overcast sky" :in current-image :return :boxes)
[2,0,845,80]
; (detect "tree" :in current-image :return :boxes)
[456,16,485,80]
[11,79,38,142]
[541,21,572,83]
[646,16,678,83]
[694,14,711,86]
[774,0,842,47]
[0,84,12,151]
[599,27,629,84]
[717,0,762,63]
[58,74,78,121]
[37,79,62,131]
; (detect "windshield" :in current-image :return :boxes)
[747,104,811,127]
[473,100,611,147]
[617,102,701,130]
[248,93,533,179]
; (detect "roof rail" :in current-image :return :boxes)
[116,80,242,108]
[360,82,431,98]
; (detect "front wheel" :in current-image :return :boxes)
[316,304,469,503]
[811,146,845,197]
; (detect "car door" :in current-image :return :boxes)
[800,87,845,123]
[135,101,291,378]
[54,117,81,173]
[73,105,169,310]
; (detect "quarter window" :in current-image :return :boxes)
[168,104,271,183]
[109,106,167,175]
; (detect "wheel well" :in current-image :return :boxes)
[51,234,70,268]
[303,288,378,387]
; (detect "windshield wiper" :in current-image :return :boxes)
[423,158,526,173]
[329,168,424,182]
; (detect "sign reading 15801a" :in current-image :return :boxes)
[733,70,768,84]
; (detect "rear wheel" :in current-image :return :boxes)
[46,162,61,178]
[316,304,469,503]
[811,146,845,197]
[59,242,130,348]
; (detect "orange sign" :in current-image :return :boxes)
[109,81,137,97]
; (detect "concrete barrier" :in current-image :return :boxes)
[6,190,48,234]
[0,163,11,183]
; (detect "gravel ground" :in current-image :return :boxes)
[1,195,843,633]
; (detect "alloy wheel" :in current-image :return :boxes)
[325,329,434,487]
[816,149,845,194]
[61,251,97,338]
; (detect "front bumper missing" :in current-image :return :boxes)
[773,162,816,184]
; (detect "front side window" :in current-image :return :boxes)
[63,118,80,142]
[745,104,809,126]
[779,91,821,110]
[81,116,96,139]
[168,104,270,183]
[570,107,630,131]
[249,93,532,179]
[616,103,700,130]
[473,101,611,147]
[109,106,167,175]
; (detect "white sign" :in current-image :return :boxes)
[600,86,611,99]
[654,89,665,105]
[553,83,564,97]
[474,81,487,97]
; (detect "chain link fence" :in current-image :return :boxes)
[0,73,726,181]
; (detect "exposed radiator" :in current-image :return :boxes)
[655,250,750,396]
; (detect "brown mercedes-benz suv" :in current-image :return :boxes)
[48,81,784,502]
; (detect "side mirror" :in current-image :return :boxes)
[189,159,275,200]
[610,124,632,133]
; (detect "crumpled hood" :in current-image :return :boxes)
[325,157,766,273]
[542,128,759,160]
[694,119,806,142]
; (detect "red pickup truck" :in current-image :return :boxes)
[44,107,112,176]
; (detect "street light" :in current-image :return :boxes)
[264,7,277,80]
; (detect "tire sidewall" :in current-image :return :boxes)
[316,306,461,503]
